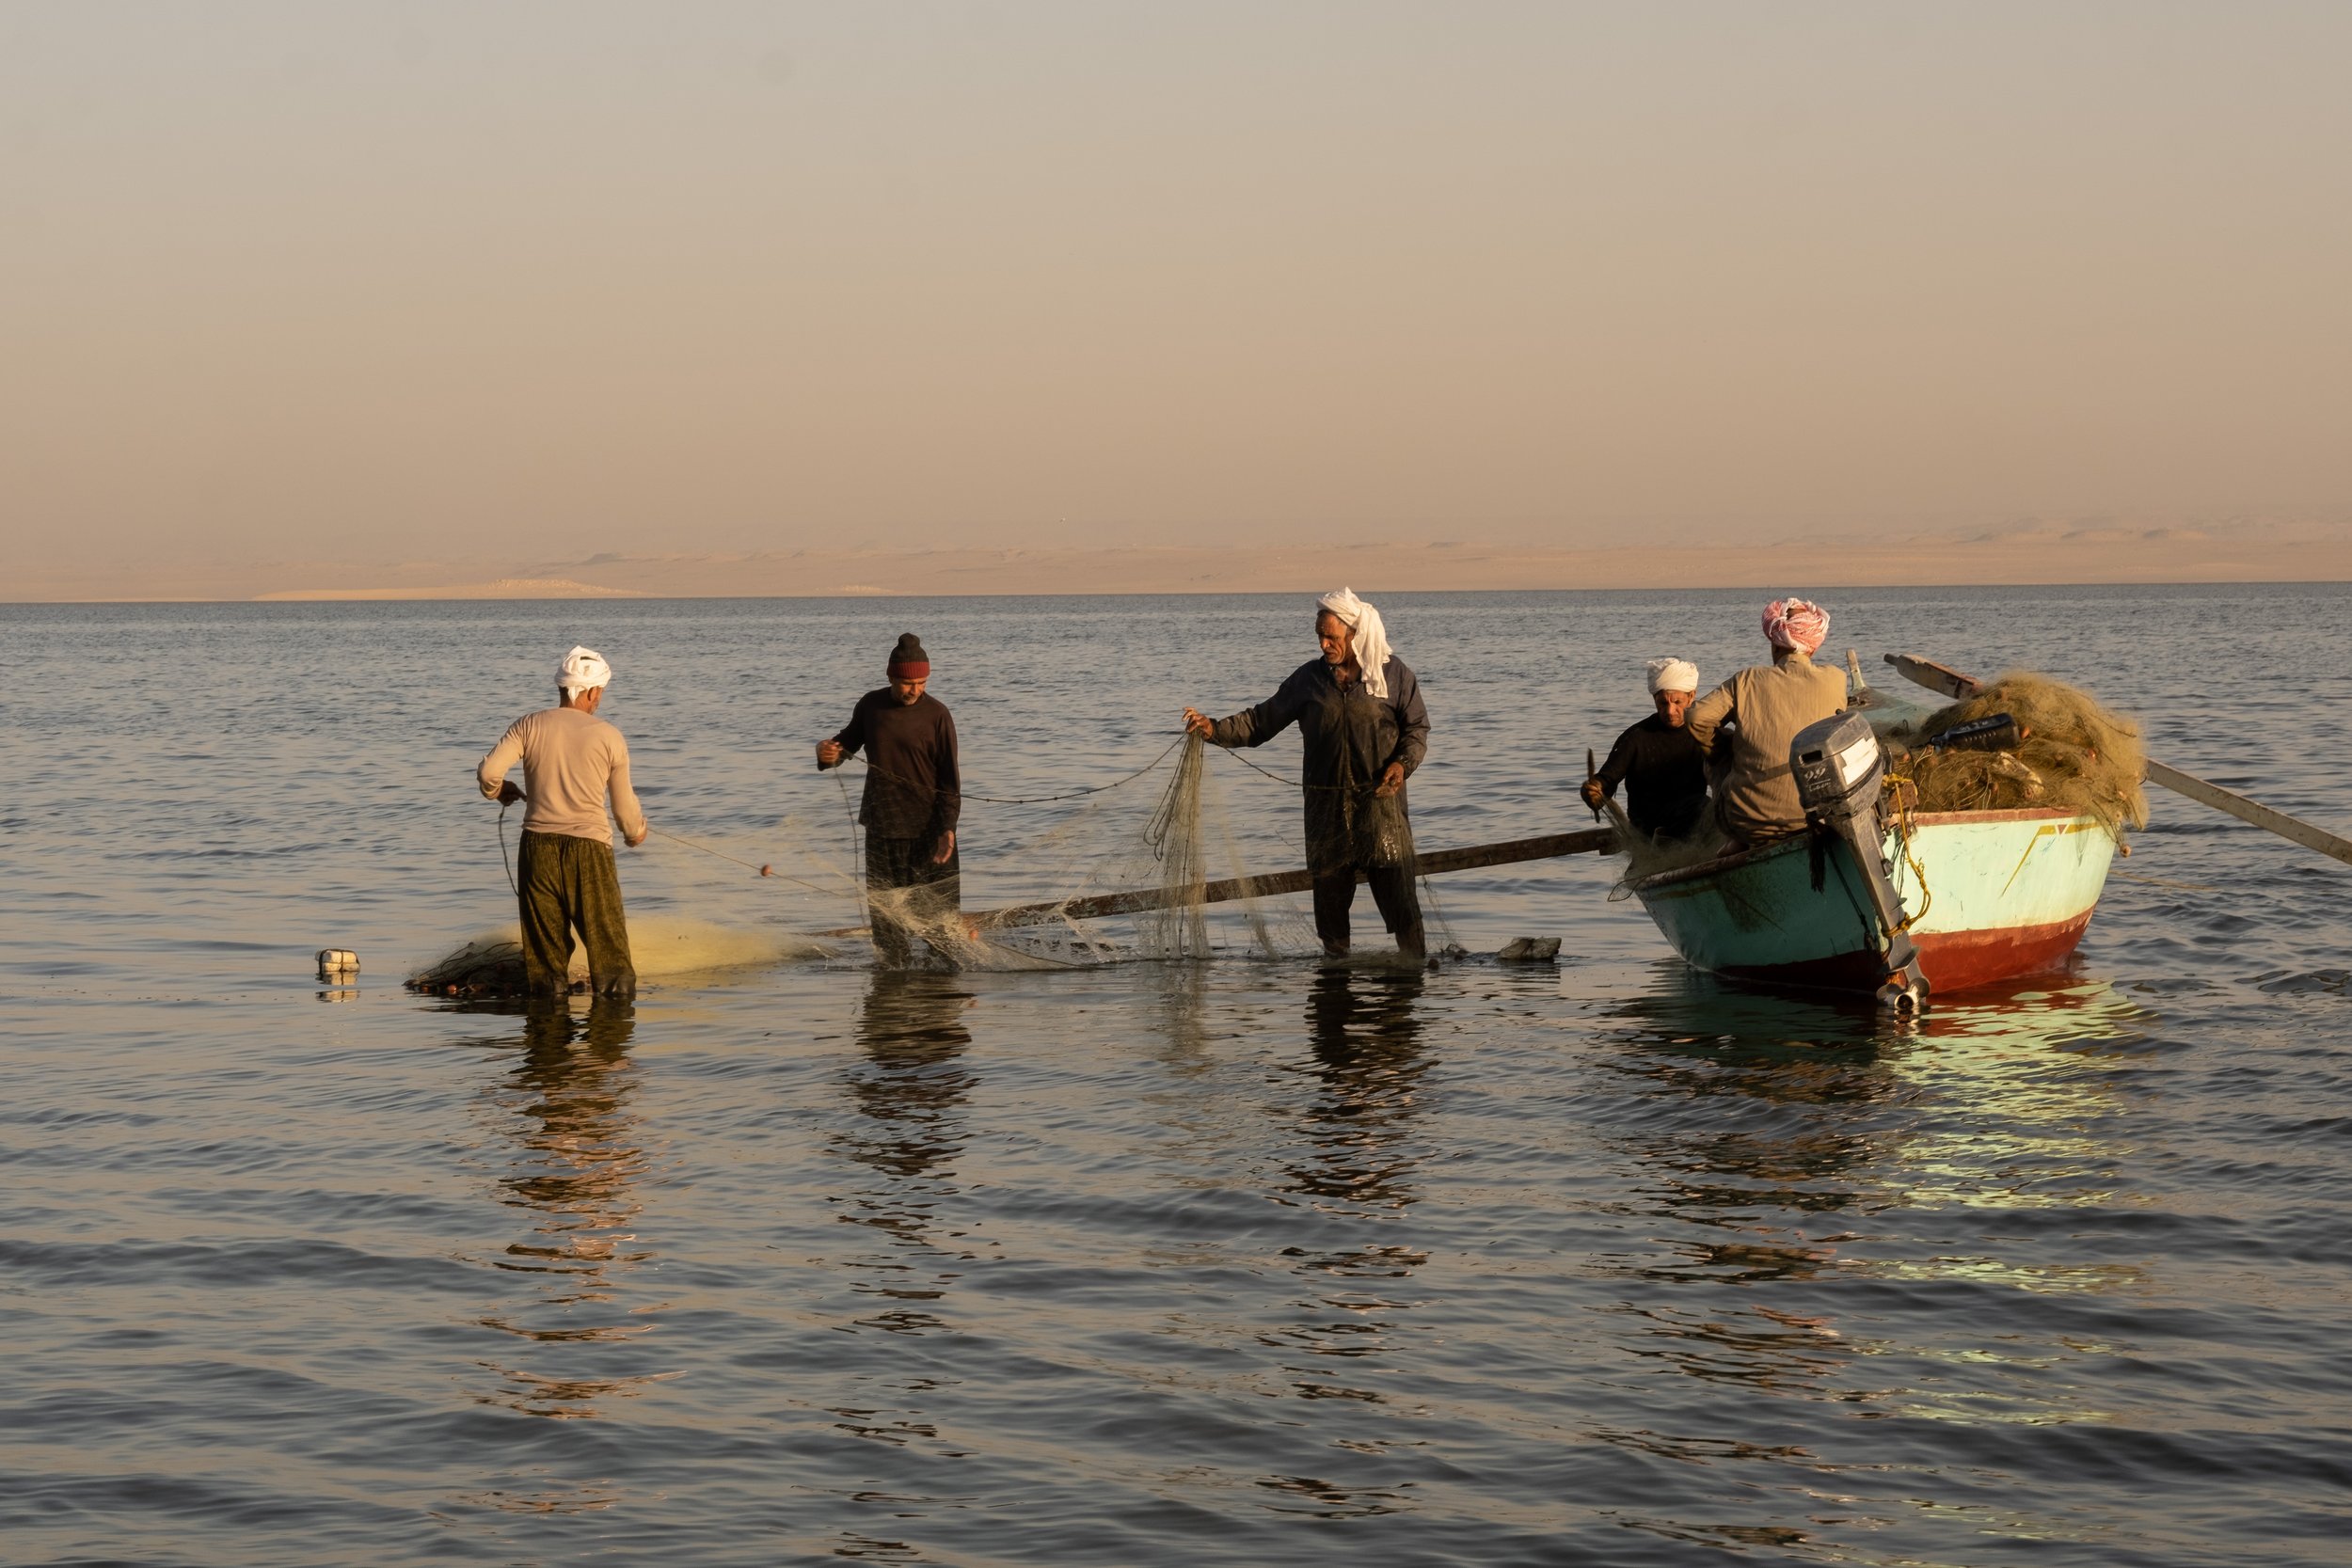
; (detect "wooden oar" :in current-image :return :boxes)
[1883,653,2352,869]
[971,828,1617,929]
[2141,761,2352,868]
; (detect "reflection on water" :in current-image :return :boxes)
[1263,968,1431,1432]
[1602,975,1905,1289]
[824,974,979,1470]
[833,972,977,1335]
[466,999,665,1426]
[1284,967,1431,1214]
[1595,967,2159,1441]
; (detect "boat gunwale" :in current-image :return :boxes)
[1629,806,2106,895]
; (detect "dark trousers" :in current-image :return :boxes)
[1311,863,1424,960]
[516,830,636,997]
[866,834,962,968]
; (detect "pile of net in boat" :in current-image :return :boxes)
[1882,672,2150,835]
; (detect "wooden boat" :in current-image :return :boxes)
[1630,807,2116,995]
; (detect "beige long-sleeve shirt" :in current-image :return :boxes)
[477,706,647,846]
[1684,653,1848,842]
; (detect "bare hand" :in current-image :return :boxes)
[1581,777,1606,811]
[931,829,956,865]
[497,780,527,805]
[1183,707,1214,738]
[817,739,843,768]
[625,827,647,848]
[1374,762,1406,799]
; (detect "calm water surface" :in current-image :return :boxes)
[3,587,2349,1566]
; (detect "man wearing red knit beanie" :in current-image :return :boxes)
[817,632,963,966]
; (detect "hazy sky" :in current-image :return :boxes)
[4,2,2349,580]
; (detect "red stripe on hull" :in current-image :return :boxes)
[1717,911,2095,996]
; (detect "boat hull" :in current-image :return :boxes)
[1631,809,2115,996]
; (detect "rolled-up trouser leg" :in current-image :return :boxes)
[516,830,635,996]
[1366,863,1425,959]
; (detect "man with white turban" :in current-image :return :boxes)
[1685,596,1849,845]
[1581,657,1710,841]
[1184,589,1430,960]
[476,644,649,996]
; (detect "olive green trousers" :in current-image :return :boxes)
[516,830,636,996]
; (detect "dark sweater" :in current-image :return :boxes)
[1208,657,1429,872]
[829,689,961,842]
[1595,713,1708,839]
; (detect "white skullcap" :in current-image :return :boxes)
[557,645,612,693]
[1645,657,1699,694]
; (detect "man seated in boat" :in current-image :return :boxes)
[1684,598,1848,847]
[1581,657,1709,841]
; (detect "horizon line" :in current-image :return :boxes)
[9,577,2350,608]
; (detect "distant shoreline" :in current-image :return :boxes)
[9,524,2352,603]
[11,578,2349,608]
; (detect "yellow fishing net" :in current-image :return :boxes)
[1886,673,2149,836]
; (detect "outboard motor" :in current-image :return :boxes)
[1788,712,1930,1013]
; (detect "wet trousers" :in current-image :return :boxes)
[866,834,963,968]
[516,830,636,996]
[1311,863,1425,960]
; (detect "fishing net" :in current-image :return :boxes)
[418,733,1318,990]
[1602,799,1732,899]
[994,733,1294,964]
[407,916,826,996]
[1136,735,1212,958]
[1882,672,2149,836]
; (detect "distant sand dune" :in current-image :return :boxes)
[255,578,645,601]
[14,520,2350,601]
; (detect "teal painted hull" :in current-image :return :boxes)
[1631,809,2116,994]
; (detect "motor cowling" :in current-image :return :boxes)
[1788,713,1930,1013]
[1791,711,1886,827]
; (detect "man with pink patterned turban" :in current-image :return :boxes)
[1685,596,1849,845]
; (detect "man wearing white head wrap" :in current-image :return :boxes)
[1182,590,1430,959]
[1646,657,1698,696]
[1582,657,1709,840]
[557,644,612,695]
[1313,588,1392,701]
[477,644,649,996]
[1685,597,1849,845]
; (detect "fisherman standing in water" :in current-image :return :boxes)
[1685,597,1849,845]
[477,645,648,997]
[818,633,963,967]
[1185,589,1429,961]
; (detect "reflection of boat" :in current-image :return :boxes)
[1596,961,2147,1056]
[1588,968,2152,1412]
[1632,808,2115,996]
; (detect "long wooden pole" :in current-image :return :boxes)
[2142,760,2352,868]
[1884,653,2352,870]
[970,828,1617,929]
